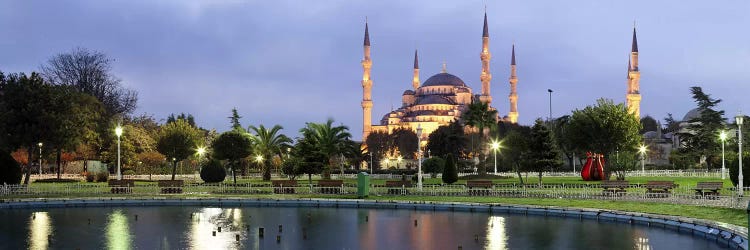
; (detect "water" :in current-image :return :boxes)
[0,206,725,250]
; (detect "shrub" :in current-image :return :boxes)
[442,154,458,184]
[0,151,22,185]
[95,171,109,182]
[200,159,226,183]
[729,152,750,188]
[34,178,80,183]
[123,170,136,176]
[84,172,95,182]
[281,157,303,180]
[423,157,446,178]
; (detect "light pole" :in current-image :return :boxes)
[638,145,647,174]
[37,142,43,175]
[547,89,553,121]
[736,114,744,196]
[417,125,423,191]
[115,126,123,180]
[369,152,373,175]
[720,131,727,180]
[491,140,500,175]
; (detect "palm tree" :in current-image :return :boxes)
[299,119,353,179]
[462,100,498,175]
[248,124,292,181]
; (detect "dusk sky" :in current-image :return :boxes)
[2,0,749,140]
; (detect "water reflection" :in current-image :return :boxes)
[106,209,132,250]
[485,216,507,249]
[189,208,243,250]
[29,212,51,250]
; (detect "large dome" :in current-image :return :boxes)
[682,108,703,122]
[422,73,466,87]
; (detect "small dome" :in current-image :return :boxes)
[422,73,466,87]
[402,90,415,95]
[682,108,703,122]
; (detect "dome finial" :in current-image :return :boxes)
[441,61,447,73]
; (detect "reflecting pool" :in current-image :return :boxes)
[0,206,726,249]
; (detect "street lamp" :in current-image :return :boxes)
[416,124,423,191]
[547,89,553,121]
[196,146,206,172]
[736,113,744,196]
[638,145,647,174]
[115,126,123,180]
[720,130,727,180]
[37,142,43,175]
[490,140,500,175]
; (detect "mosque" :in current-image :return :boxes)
[360,12,642,142]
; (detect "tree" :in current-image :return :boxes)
[442,154,458,184]
[248,124,292,181]
[212,131,252,184]
[293,135,326,183]
[640,115,658,133]
[462,101,498,175]
[0,72,58,184]
[566,99,641,177]
[609,151,639,180]
[156,119,201,180]
[281,156,304,180]
[40,47,137,116]
[136,151,166,179]
[501,129,532,184]
[200,158,226,183]
[678,87,726,169]
[167,113,196,127]
[365,131,392,170]
[663,113,681,134]
[228,108,245,132]
[0,150,22,185]
[392,128,418,160]
[298,119,353,178]
[426,121,468,159]
[549,116,576,171]
[527,119,562,185]
[423,156,445,178]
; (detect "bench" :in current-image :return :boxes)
[158,180,184,194]
[601,180,629,196]
[694,182,723,197]
[317,180,344,194]
[108,179,135,194]
[466,180,493,196]
[644,181,676,197]
[385,181,412,195]
[272,180,297,194]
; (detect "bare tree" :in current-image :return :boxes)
[41,47,137,116]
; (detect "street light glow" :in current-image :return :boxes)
[720,130,728,141]
[115,126,123,137]
[255,155,263,162]
[196,146,206,156]
[490,141,500,150]
[638,145,647,154]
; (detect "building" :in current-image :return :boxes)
[626,26,642,118]
[360,12,518,141]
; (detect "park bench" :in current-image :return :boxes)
[272,180,297,194]
[385,180,411,195]
[158,180,184,194]
[694,182,723,197]
[317,180,344,194]
[601,180,629,196]
[466,180,493,196]
[644,181,676,197]
[108,179,135,194]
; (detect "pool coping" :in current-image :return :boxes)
[1,197,747,249]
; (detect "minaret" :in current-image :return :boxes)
[412,50,420,90]
[626,25,641,118]
[508,44,519,123]
[361,20,374,140]
[479,12,492,104]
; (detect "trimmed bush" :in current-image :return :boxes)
[423,157,446,178]
[442,154,458,184]
[95,171,109,182]
[0,151,22,185]
[200,159,226,183]
[34,178,80,183]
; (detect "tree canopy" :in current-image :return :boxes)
[212,131,253,184]
[156,119,202,180]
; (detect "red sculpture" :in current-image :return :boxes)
[581,152,605,181]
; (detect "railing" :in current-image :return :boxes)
[3,182,747,209]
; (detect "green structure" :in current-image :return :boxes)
[357,172,370,198]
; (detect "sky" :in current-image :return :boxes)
[2,0,749,140]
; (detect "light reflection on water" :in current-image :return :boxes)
[0,206,727,250]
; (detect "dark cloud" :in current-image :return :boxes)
[2,0,749,140]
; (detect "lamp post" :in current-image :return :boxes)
[369,152,373,175]
[491,140,500,175]
[37,142,43,175]
[720,131,727,180]
[416,125,423,191]
[115,126,123,180]
[638,145,647,174]
[736,114,744,196]
[547,89,553,121]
